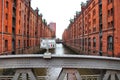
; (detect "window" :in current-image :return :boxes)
[93,19,96,24]
[93,37,96,47]
[80,39,81,45]
[19,20,20,25]
[100,24,102,32]
[89,29,91,33]
[85,38,87,46]
[108,10,111,16]
[5,40,8,50]
[111,8,113,16]
[82,38,84,49]
[93,9,96,16]
[30,40,31,46]
[108,8,114,17]
[88,14,91,19]
[19,11,21,16]
[6,1,9,8]
[93,27,96,32]
[111,21,114,27]
[13,0,16,4]
[24,40,26,48]
[20,3,21,8]
[100,37,102,51]
[108,21,114,28]
[99,0,102,2]
[27,40,29,47]
[108,22,111,27]
[19,29,20,34]
[5,25,8,32]
[18,40,20,48]
[6,13,8,20]
[88,38,91,47]
[108,36,113,51]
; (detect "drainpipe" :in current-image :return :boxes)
[112,0,114,57]
[22,9,24,54]
[2,0,4,54]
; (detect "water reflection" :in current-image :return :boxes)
[52,43,75,55]
[45,43,75,80]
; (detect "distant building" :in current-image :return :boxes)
[48,22,56,38]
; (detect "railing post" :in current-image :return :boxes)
[12,69,37,80]
[57,68,82,80]
[103,70,120,80]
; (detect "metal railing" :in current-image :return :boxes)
[0,54,119,80]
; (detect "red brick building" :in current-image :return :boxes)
[62,0,120,57]
[0,0,54,55]
[0,0,13,54]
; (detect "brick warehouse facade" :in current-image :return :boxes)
[62,0,120,57]
[0,0,54,55]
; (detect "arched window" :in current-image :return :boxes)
[88,38,91,47]
[85,38,87,46]
[93,37,96,47]
[108,36,113,50]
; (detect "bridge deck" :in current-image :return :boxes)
[0,54,119,70]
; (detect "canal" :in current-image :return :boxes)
[34,43,100,80]
[34,43,76,80]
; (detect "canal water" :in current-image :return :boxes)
[34,43,76,80]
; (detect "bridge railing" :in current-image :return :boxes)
[0,54,120,80]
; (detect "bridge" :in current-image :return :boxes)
[0,54,120,80]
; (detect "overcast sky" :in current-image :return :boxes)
[31,0,87,39]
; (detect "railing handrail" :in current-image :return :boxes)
[0,54,120,70]
[0,54,120,61]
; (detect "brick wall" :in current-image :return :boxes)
[62,0,120,57]
[0,0,54,55]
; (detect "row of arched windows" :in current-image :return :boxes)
[84,36,113,51]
